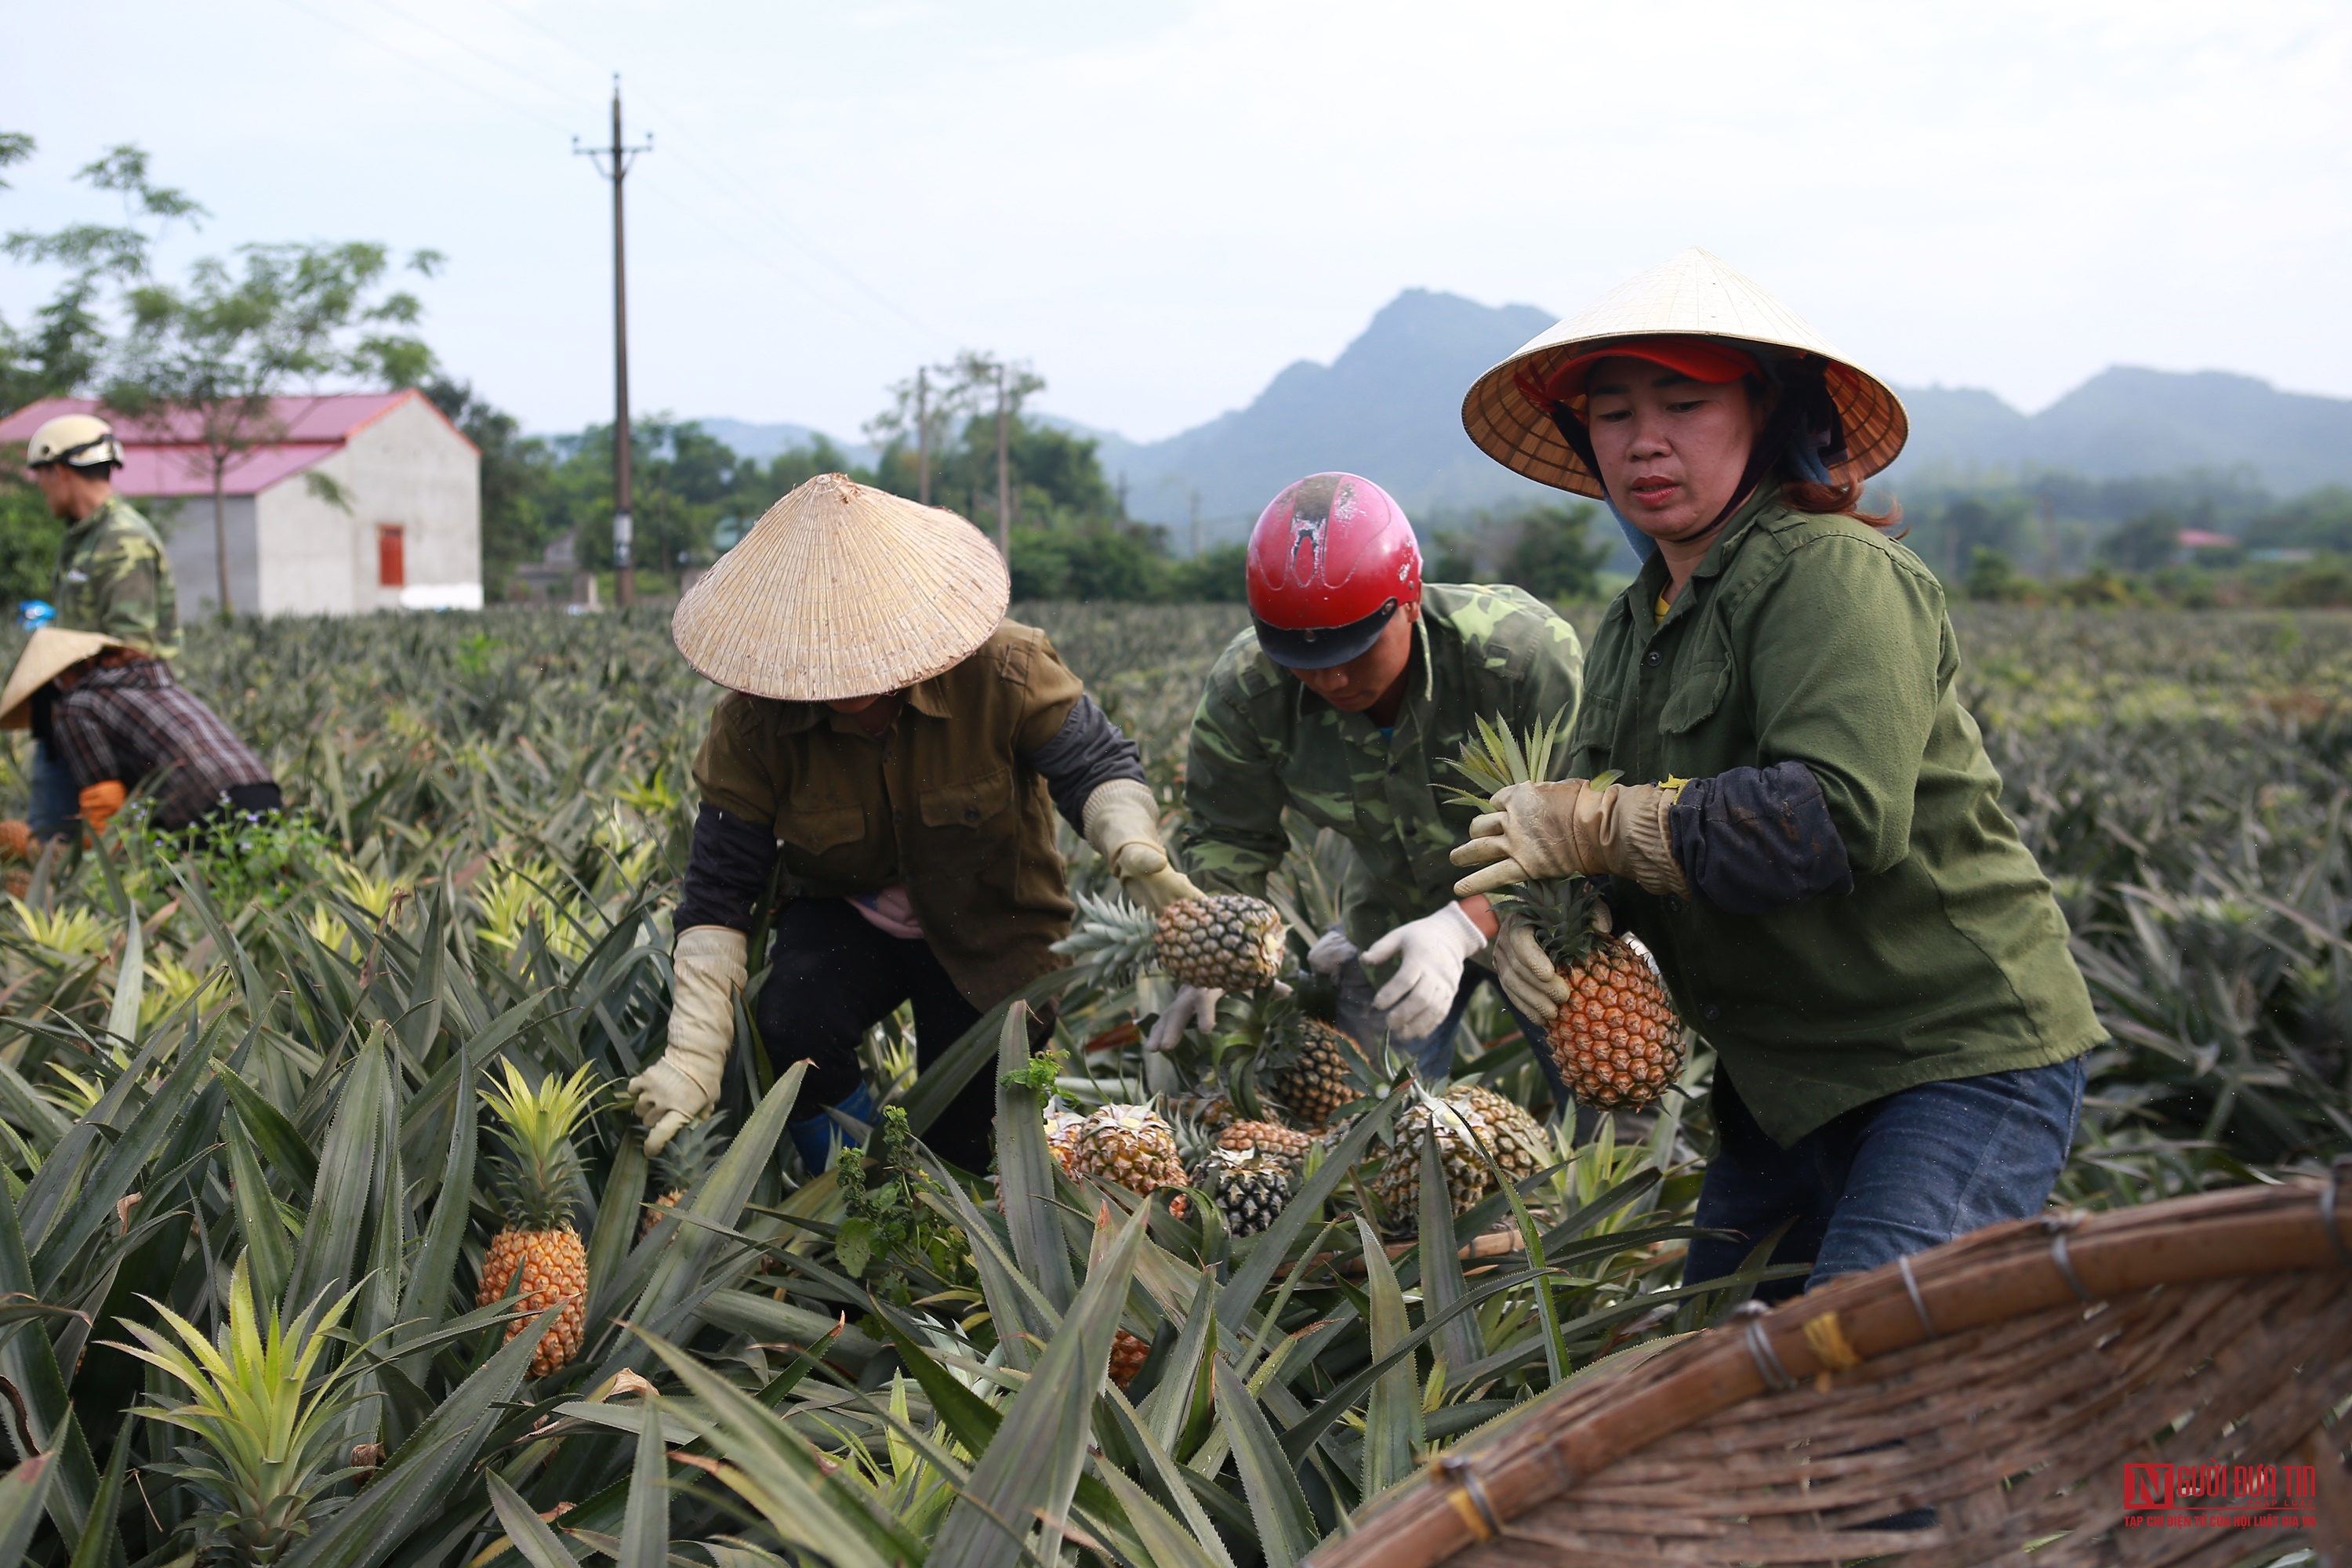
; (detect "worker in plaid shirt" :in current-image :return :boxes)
[44,637,280,838]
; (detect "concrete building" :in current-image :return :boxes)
[0,391,481,616]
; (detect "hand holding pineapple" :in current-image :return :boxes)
[1450,775,1690,898]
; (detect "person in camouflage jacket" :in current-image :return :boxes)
[1174,474,1583,1086]
[19,414,181,841]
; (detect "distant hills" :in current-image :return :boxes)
[696,290,2352,553]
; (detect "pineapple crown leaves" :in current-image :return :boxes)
[1051,889,1156,986]
[1443,712,1577,810]
[481,1059,601,1230]
[106,1257,379,1547]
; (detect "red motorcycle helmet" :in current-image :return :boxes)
[1245,473,1422,670]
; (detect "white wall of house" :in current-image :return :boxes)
[254,398,481,615]
[148,494,261,619]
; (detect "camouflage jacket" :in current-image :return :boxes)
[1180,583,1584,944]
[52,496,180,660]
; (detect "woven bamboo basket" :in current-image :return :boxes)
[1310,1177,2352,1566]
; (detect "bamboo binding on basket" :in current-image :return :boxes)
[1309,1175,2352,1566]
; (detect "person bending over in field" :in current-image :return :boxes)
[626,474,1191,1175]
[0,626,281,844]
[1169,471,1584,1098]
[1449,248,2102,1303]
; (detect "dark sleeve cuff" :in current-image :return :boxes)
[1020,695,1147,829]
[1669,760,1855,915]
[674,803,781,932]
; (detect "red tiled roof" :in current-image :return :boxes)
[0,390,475,497]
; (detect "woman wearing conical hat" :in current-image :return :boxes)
[1450,250,2103,1300]
[627,474,1197,1174]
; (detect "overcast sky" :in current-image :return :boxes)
[4,1,2347,444]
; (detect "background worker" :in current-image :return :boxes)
[626,474,1182,1174]
[1451,249,2101,1299]
[14,414,180,843]
[0,628,280,839]
[1174,471,1584,1091]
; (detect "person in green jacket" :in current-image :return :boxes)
[17,413,181,844]
[1450,249,2101,1301]
[1174,471,1583,1092]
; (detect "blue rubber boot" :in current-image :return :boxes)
[788,1080,878,1174]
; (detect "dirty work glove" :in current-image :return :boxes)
[1144,984,1221,1052]
[78,781,126,838]
[1307,926,1358,977]
[1362,902,1488,1044]
[1082,778,1203,914]
[1494,914,1573,1026]
[1451,779,1688,898]
[631,925,746,1156]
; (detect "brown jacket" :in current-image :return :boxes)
[691,621,1083,1004]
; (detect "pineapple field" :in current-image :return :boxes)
[0,599,2345,1566]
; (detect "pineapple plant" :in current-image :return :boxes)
[1269,1016,1371,1129]
[478,1060,598,1377]
[1063,1103,1190,1207]
[1449,716,1687,1112]
[1367,1082,1547,1220]
[643,1112,728,1238]
[1187,1145,1292,1236]
[1055,888,1289,993]
[1043,1102,1084,1173]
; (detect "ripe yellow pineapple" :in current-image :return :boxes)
[1448,717,1686,1112]
[1367,1082,1547,1219]
[1054,890,1289,995]
[1043,1105,1084,1173]
[477,1061,597,1377]
[1272,1018,1367,1130]
[1064,1104,1189,1205]
[1214,1118,1316,1171]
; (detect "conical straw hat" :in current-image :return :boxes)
[1461,248,1908,499]
[672,473,1010,702]
[1,628,125,730]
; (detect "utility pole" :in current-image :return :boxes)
[916,366,931,506]
[576,77,652,608]
[994,362,1011,558]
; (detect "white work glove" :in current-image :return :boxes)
[1361,903,1488,1044]
[1494,914,1571,1026]
[1144,984,1221,1052]
[1081,779,1203,915]
[1307,927,1358,977]
[630,925,746,1156]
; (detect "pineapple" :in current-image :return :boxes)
[1513,880,1684,1109]
[1448,717,1687,1112]
[478,1061,597,1377]
[642,1112,728,1238]
[1043,1103,1084,1173]
[1368,1082,1545,1220]
[1055,889,1288,994]
[1214,1118,1316,1172]
[1063,1104,1189,1205]
[1109,1327,1152,1390]
[1188,1145,1292,1236]
[1270,1017,1369,1130]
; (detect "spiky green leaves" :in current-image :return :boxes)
[481,1060,598,1232]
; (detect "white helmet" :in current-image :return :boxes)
[25,413,125,470]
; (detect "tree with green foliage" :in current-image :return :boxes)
[424,377,557,595]
[2098,510,2185,574]
[1964,545,2034,602]
[1431,500,1610,601]
[106,241,444,614]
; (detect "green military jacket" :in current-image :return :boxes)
[1573,485,2101,1146]
[52,496,180,660]
[1181,583,1584,946]
[692,621,1082,1006]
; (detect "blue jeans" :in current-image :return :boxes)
[1337,958,1575,1108]
[27,738,79,841]
[1685,1056,2086,1303]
